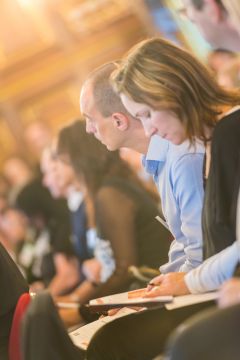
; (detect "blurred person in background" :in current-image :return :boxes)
[217,57,240,89]
[15,177,80,296]
[0,207,28,264]
[207,49,237,74]
[3,152,80,295]
[222,0,240,34]
[181,0,240,51]
[3,156,35,204]
[24,121,53,162]
[41,145,98,286]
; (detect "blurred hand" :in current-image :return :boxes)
[30,281,45,293]
[218,278,240,308]
[58,307,83,328]
[82,258,101,283]
[144,272,189,297]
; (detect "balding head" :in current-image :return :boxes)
[80,62,149,154]
[83,62,130,117]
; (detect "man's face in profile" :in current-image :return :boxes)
[80,83,123,151]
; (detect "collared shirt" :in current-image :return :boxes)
[143,135,205,273]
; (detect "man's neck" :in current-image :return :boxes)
[125,137,150,155]
[124,127,150,155]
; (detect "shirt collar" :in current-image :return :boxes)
[146,135,169,162]
[143,136,169,181]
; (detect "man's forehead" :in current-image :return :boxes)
[80,82,95,112]
[80,82,91,104]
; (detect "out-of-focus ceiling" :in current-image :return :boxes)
[0,0,149,163]
[0,0,135,70]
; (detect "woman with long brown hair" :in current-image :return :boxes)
[112,37,240,263]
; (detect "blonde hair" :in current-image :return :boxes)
[112,37,240,143]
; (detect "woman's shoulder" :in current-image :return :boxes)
[216,108,240,131]
[213,108,240,142]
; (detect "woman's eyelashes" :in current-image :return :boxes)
[138,110,151,120]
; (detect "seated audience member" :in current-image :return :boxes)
[222,0,240,34]
[112,37,240,296]
[0,207,29,268]
[207,49,237,75]
[16,178,80,296]
[3,156,36,205]
[217,57,240,89]
[81,63,205,274]
[180,0,240,52]
[24,120,53,165]
[55,119,171,324]
[41,146,95,283]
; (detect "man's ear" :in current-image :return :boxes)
[111,113,129,131]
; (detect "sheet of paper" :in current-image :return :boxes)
[69,307,137,350]
[165,291,219,310]
[70,291,218,349]
[89,289,173,306]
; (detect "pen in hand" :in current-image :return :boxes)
[146,281,156,292]
[146,274,164,292]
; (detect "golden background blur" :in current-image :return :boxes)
[0,0,207,166]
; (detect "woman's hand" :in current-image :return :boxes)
[144,272,189,297]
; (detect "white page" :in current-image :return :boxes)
[165,291,219,310]
[69,307,137,350]
[70,292,218,349]
[89,289,173,306]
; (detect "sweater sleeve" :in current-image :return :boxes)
[185,241,240,294]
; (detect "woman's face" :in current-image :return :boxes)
[120,94,187,145]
